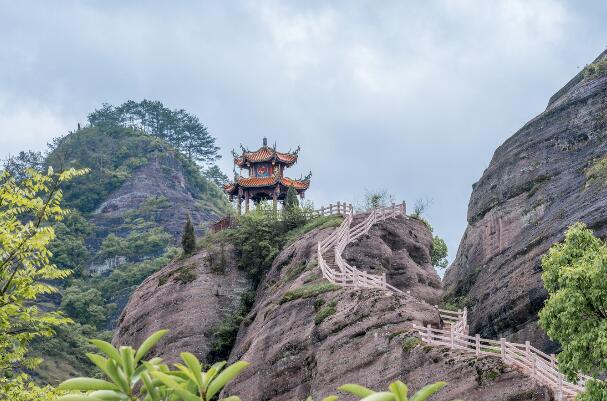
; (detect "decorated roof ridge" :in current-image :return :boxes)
[231,138,300,167]
[223,174,310,193]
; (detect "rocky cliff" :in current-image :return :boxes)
[114,213,552,400]
[113,241,252,363]
[444,50,607,351]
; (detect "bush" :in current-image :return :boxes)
[315,300,337,324]
[280,283,341,304]
[181,215,196,255]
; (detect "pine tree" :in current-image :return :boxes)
[282,187,304,230]
[181,215,196,255]
[284,186,299,212]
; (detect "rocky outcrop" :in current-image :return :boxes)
[444,50,607,352]
[112,242,252,364]
[91,151,219,245]
[223,215,551,401]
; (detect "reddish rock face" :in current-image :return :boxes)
[444,50,607,352]
[223,217,551,401]
[112,243,251,364]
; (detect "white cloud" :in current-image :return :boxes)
[0,95,73,158]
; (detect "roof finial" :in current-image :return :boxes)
[263,137,268,147]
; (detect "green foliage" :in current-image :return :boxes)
[174,266,197,284]
[338,379,461,401]
[49,212,93,277]
[315,300,337,324]
[60,287,115,328]
[56,329,248,401]
[88,100,220,165]
[282,187,306,231]
[585,154,607,188]
[233,204,283,285]
[363,189,392,210]
[203,165,229,186]
[401,337,422,352]
[430,236,448,269]
[538,222,607,398]
[583,57,607,79]
[181,216,196,256]
[0,167,87,400]
[208,290,256,363]
[283,215,343,245]
[280,283,341,304]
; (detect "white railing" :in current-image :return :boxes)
[317,202,406,292]
[307,202,354,218]
[413,309,590,401]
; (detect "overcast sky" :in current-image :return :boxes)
[1,1,605,264]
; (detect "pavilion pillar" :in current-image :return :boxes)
[237,196,242,216]
[244,191,250,214]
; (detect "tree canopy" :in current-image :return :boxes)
[88,100,220,166]
[539,222,607,400]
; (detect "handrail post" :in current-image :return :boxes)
[500,338,506,362]
[450,327,455,349]
[551,354,556,368]
[475,334,480,356]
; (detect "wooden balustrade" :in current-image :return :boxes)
[413,310,589,400]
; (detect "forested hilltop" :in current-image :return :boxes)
[3,101,231,384]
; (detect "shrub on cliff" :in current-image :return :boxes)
[539,222,607,400]
[182,215,197,255]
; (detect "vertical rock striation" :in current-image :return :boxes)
[444,50,607,351]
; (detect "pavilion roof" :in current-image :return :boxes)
[234,145,298,167]
[224,175,310,195]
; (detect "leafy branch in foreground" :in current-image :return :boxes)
[57,329,248,401]
[0,166,88,399]
[338,380,462,401]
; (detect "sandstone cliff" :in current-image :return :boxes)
[444,50,607,352]
[112,241,252,363]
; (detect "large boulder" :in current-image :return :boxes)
[444,50,607,352]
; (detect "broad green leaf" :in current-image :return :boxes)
[86,353,111,378]
[321,396,339,401]
[389,381,408,401]
[206,361,250,400]
[106,358,130,394]
[410,382,447,401]
[151,371,201,401]
[360,391,396,401]
[220,397,242,401]
[338,383,375,398]
[58,377,120,391]
[135,329,169,362]
[89,390,129,400]
[90,340,122,362]
[120,346,135,379]
[180,352,203,386]
[57,396,104,401]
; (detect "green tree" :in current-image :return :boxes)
[363,189,392,210]
[60,286,115,328]
[431,236,448,269]
[88,100,220,166]
[538,222,607,400]
[282,187,305,231]
[204,165,229,186]
[181,215,196,255]
[0,166,87,399]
